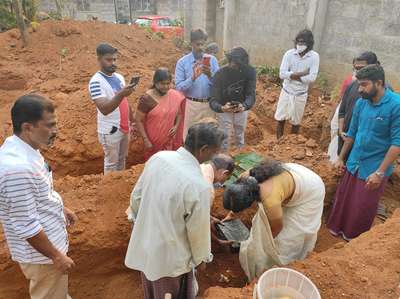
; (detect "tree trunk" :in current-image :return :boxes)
[12,0,28,47]
[54,0,63,18]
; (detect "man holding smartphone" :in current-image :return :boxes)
[175,29,219,139]
[209,47,256,151]
[88,43,137,174]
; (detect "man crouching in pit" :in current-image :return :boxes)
[200,154,236,246]
[0,94,77,299]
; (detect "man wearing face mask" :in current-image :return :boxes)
[88,43,136,174]
[209,47,257,150]
[328,65,400,241]
[0,94,77,298]
[274,29,320,139]
[175,29,220,139]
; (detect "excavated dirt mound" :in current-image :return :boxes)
[204,209,400,299]
[1,166,398,298]
[0,168,248,298]
[1,20,400,299]
[0,20,182,177]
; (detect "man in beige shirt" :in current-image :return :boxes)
[125,123,226,299]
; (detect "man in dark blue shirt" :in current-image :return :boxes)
[328,64,400,241]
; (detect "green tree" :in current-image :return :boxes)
[0,0,16,31]
[22,0,39,21]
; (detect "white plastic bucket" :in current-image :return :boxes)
[255,268,321,299]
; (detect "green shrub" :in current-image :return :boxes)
[316,72,329,95]
[154,31,164,39]
[173,36,190,50]
[171,18,183,27]
[256,65,281,85]
[22,0,39,21]
[48,10,62,20]
[0,0,16,31]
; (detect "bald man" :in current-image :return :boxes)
[201,154,235,201]
[201,154,235,247]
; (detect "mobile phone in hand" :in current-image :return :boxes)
[202,56,211,67]
[230,101,241,107]
[130,75,141,87]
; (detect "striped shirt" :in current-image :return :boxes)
[0,135,68,264]
[88,71,129,134]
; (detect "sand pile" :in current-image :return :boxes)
[0,20,182,177]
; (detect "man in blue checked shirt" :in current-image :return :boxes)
[328,64,400,241]
[175,29,219,139]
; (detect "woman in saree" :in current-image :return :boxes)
[223,159,325,281]
[135,68,186,160]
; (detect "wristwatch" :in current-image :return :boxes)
[375,171,385,178]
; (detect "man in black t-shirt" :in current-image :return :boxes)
[209,47,256,150]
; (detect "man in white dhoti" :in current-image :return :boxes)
[125,123,225,299]
[275,29,320,139]
[223,159,325,281]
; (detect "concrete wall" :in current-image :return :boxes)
[229,0,311,66]
[319,0,400,87]
[214,5,224,49]
[185,0,400,89]
[156,0,184,18]
[183,0,207,40]
[39,0,117,22]
[39,0,184,23]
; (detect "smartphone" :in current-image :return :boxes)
[202,56,211,67]
[130,75,141,87]
[230,101,241,107]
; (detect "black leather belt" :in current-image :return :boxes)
[187,97,210,103]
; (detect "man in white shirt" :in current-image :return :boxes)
[125,123,225,299]
[0,94,77,299]
[88,43,136,174]
[274,29,320,139]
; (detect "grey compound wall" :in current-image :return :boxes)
[185,0,400,89]
[40,0,184,23]
[319,0,400,87]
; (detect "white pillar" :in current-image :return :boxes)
[222,0,237,51]
[306,0,329,51]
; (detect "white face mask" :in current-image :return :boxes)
[296,44,307,53]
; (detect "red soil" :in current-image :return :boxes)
[0,20,399,299]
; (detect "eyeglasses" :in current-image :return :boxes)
[45,162,52,173]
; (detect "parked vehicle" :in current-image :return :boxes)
[134,16,183,37]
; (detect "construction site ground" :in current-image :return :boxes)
[0,20,399,299]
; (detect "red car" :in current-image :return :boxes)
[134,16,183,38]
